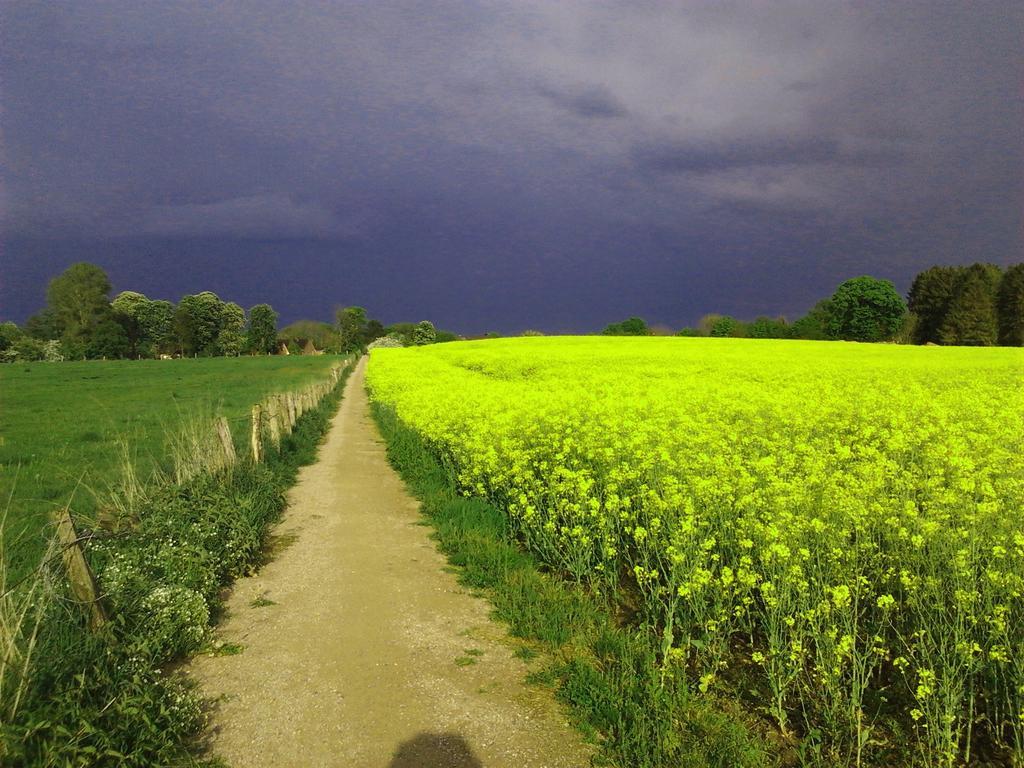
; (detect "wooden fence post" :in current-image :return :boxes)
[287,393,297,426]
[250,404,263,463]
[267,398,281,449]
[281,394,292,434]
[215,417,236,469]
[56,509,107,631]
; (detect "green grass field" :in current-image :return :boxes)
[0,355,341,576]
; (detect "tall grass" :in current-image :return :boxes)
[0,489,58,764]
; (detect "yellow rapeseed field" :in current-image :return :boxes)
[367,336,1024,766]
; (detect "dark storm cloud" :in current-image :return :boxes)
[536,83,628,119]
[1,1,1021,331]
[631,137,904,176]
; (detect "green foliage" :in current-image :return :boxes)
[695,314,747,338]
[384,322,416,345]
[174,291,226,355]
[381,320,452,346]
[110,291,149,318]
[413,320,436,346]
[111,291,150,357]
[675,327,699,337]
[279,320,341,353]
[85,316,132,359]
[939,263,1001,346]
[7,336,46,362]
[212,302,245,356]
[336,306,369,352]
[892,311,919,345]
[602,317,649,336]
[907,266,963,344]
[0,321,23,352]
[364,318,385,344]
[139,300,175,355]
[746,316,789,339]
[826,276,906,342]
[46,262,114,345]
[245,303,279,355]
[997,263,1024,346]
[789,299,835,340]
[23,308,60,341]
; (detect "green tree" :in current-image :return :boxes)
[111,290,152,357]
[939,264,1000,346]
[602,317,649,336]
[997,263,1024,346]
[789,300,834,340]
[907,266,964,344]
[12,336,46,362]
[336,306,368,352]
[384,322,416,345]
[246,304,279,355]
[24,308,60,340]
[710,316,744,337]
[0,321,23,352]
[413,320,436,345]
[215,302,246,356]
[364,319,386,345]
[85,316,131,359]
[138,299,175,355]
[676,327,699,337]
[826,276,906,342]
[747,317,789,339]
[110,290,151,320]
[46,262,114,345]
[174,292,226,355]
[696,314,722,336]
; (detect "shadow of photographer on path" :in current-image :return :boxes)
[389,732,484,768]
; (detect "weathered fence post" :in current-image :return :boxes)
[287,393,297,426]
[215,417,236,469]
[280,394,292,434]
[250,404,263,463]
[56,509,107,631]
[267,398,281,449]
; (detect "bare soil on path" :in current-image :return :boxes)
[188,358,592,768]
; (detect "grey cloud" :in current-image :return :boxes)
[536,82,628,119]
[137,195,357,239]
[631,137,904,176]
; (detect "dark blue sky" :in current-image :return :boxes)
[2,2,1021,334]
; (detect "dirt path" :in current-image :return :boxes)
[188,358,592,768]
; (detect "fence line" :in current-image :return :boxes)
[57,356,354,630]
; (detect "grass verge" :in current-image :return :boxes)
[371,401,779,768]
[0,360,354,767]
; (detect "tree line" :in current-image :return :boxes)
[0,263,279,362]
[0,263,459,363]
[603,263,1024,346]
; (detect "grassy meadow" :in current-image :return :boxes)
[0,355,340,576]
[368,336,1024,766]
